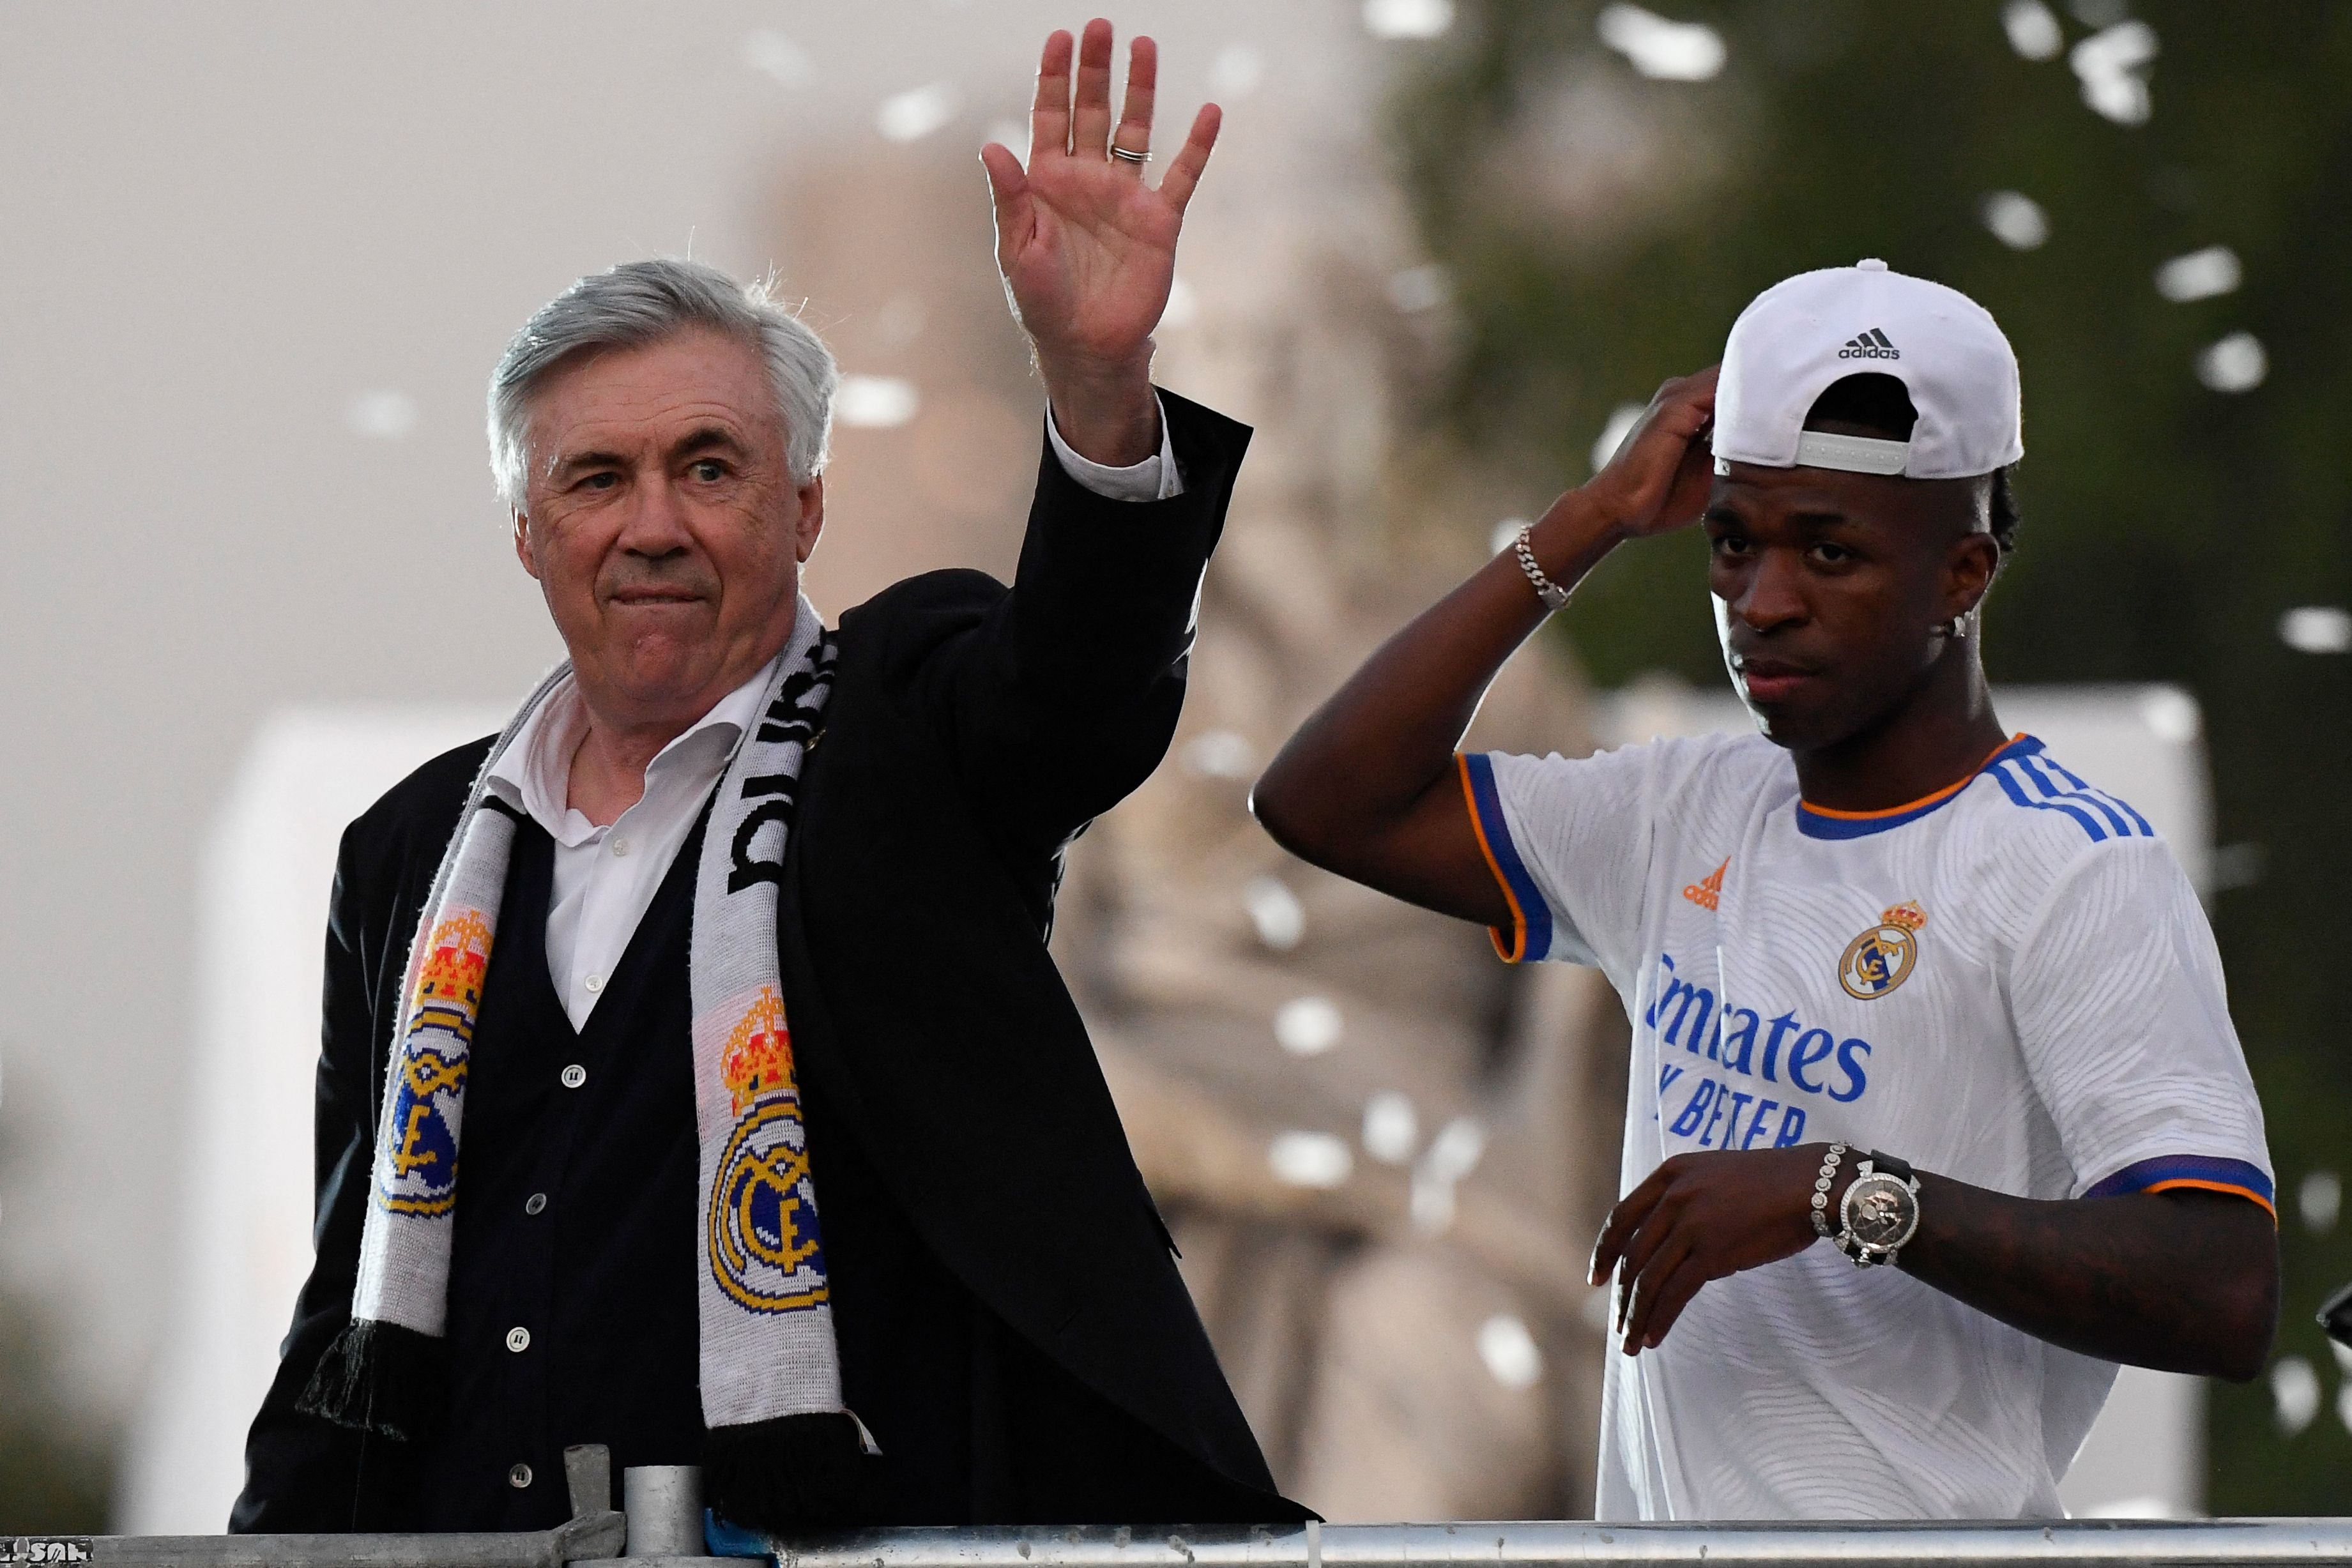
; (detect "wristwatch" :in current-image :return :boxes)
[1835,1150,1921,1267]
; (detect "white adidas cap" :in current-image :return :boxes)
[1712,259,2023,480]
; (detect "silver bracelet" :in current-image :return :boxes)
[1809,1142,1847,1239]
[1512,525,1571,612]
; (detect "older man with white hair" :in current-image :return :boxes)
[233,20,1299,1537]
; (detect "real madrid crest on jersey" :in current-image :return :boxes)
[1840,900,1926,1000]
[707,986,830,1314]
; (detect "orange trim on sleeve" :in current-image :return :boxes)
[1799,733,2027,821]
[2142,1177,2279,1222]
[1457,752,1527,964]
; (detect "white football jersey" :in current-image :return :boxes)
[1462,731,2272,1520]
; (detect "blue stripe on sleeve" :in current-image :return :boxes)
[1462,752,1554,964]
[2085,1153,2275,1209]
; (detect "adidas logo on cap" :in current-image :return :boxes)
[1715,261,2022,478]
[1838,328,1901,360]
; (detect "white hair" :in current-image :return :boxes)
[486,257,839,510]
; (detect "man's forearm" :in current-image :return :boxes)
[1253,489,1623,881]
[1598,1145,2279,1380]
[1900,1178,2278,1380]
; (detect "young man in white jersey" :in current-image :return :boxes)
[1252,260,2278,1519]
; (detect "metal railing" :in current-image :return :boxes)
[24,1448,2352,1568]
[31,1517,2352,1568]
[777,1521,2352,1568]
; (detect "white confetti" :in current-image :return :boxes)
[2135,686,2199,745]
[2070,21,2157,126]
[2001,0,2065,61]
[1597,4,1727,82]
[2195,331,2266,393]
[1269,1131,1354,1189]
[835,375,920,429]
[1363,0,1454,40]
[1981,190,2050,251]
[1209,43,1265,98]
[1426,1116,1486,1182]
[2155,245,2241,303]
[1412,1115,1487,1230]
[1362,1091,1419,1164]
[1275,995,1343,1056]
[878,82,961,144]
[1244,876,1306,952]
[2280,606,2352,655]
[2273,1355,2320,1436]
[1592,402,1646,475]
[1478,1314,1544,1390]
[2300,1171,2342,1233]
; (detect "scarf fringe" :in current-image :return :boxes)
[705,1412,887,1531]
[294,1318,446,1441]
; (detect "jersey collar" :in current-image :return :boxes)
[1796,735,2038,841]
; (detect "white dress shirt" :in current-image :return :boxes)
[484,409,1181,1028]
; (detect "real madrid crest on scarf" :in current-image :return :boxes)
[705,988,828,1313]
[302,598,856,1462]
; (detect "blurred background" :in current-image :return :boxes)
[1,0,2346,1534]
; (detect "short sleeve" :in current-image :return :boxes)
[2010,835,2274,1216]
[1458,740,1676,975]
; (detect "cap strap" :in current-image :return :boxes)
[1794,430,1909,475]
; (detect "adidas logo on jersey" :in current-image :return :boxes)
[1682,858,1727,910]
[1837,328,1900,360]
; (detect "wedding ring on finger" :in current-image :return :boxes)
[1109,144,1151,164]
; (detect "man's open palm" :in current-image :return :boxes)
[981,22,1218,372]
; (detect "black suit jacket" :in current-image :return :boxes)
[234,393,1300,1529]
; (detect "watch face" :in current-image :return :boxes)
[1844,1173,1918,1249]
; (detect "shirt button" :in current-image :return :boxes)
[611,837,630,857]
[505,1325,531,1353]
[584,973,606,994]
[560,1064,586,1089]
[508,1462,533,1489]
[524,1192,547,1216]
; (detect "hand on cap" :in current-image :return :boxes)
[1580,367,1720,542]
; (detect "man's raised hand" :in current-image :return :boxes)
[981,20,1219,465]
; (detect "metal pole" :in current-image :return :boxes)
[621,1467,706,1558]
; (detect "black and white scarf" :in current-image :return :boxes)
[303,598,871,1507]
